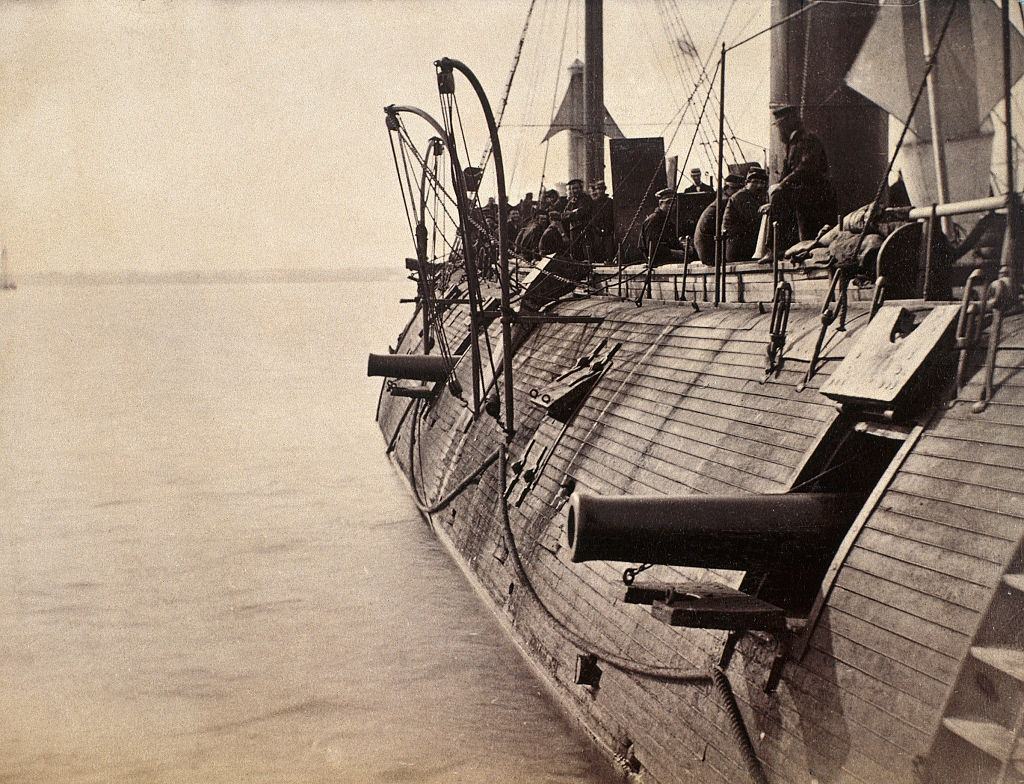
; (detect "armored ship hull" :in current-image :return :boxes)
[374,257,1024,784]
[376,255,1024,777]
[370,1,1024,777]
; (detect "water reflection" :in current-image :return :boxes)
[0,281,618,783]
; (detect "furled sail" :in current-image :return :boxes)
[845,0,1024,143]
[845,0,1024,208]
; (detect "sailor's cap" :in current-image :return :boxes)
[771,104,799,119]
[745,168,768,183]
[589,179,606,189]
[567,178,584,187]
[725,174,745,186]
[689,167,702,176]
[655,188,676,200]
[544,189,559,198]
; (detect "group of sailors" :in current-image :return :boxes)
[471,104,834,274]
[472,178,616,276]
[643,106,835,267]
[642,166,769,265]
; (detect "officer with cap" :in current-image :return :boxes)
[693,174,744,263]
[561,178,593,263]
[723,168,769,261]
[588,179,615,264]
[683,167,713,195]
[640,188,686,265]
[766,105,837,250]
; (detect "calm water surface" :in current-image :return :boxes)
[0,281,618,784]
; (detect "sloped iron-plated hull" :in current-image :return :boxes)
[375,266,1024,783]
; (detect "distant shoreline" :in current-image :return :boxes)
[17,267,409,286]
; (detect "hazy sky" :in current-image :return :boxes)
[0,1,770,275]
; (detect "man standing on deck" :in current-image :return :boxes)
[765,105,837,251]
[589,180,615,264]
[693,174,744,263]
[561,178,593,264]
[683,167,713,195]
[723,168,769,261]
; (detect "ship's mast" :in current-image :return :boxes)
[583,0,604,185]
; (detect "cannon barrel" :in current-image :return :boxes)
[366,353,458,383]
[566,492,865,571]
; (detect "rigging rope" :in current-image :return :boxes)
[478,0,540,172]
[670,0,744,164]
[539,0,573,195]
[387,130,419,248]
[799,2,813,119]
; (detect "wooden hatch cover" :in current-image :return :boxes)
[820,303,960,414]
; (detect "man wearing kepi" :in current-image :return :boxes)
[767,105,837,250]
[693,174,744,264]
[723,168,769,262]
[561,178,593,263]
[640,188,686,265]
[588,180,615,264]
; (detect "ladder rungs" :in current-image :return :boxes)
[1004,574,1024,593]
[942,718,1023,761]
[972,647,1024,682]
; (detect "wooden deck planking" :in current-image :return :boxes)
[854,527,1005,589]
[827,585,970,660]
[866,507,1015,562]
[879,488,1024,540]
[889,471,1024,522]
[810,605,960,684]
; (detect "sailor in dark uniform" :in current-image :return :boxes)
[767,105,838,249]
[561,178,593,263]
[588,179,615,264]
[723,168,769,261]
[539,210,567,256]
[515,211,549,261]
[683,167,713,195]
[541,188,561,217]
[640,188,686,265]
[693,174,744,263]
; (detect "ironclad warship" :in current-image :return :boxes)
[369,1,1024,781]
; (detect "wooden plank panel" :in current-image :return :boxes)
[879,489,1024,541]
[901,452,1024,495]
[583,411,795,485]
[855,527,1005,588]
[811,605,959,684]
[928,414,1024,449]
[828,585,971,659]
[889,472,1024,522]
[866,507,1014,563]
[914,433,1024,470]
[837,562,982,630]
